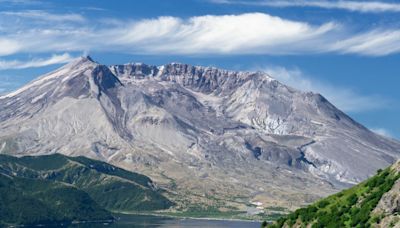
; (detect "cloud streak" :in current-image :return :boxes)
[0,53,74,70]
[211,0,400,13]
[0,0,40,4]
[260,66,389,113]
[371,128,394,138]
[0,11,400,56]
[0,10,86,22]
[331,30,400,56]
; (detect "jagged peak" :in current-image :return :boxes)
[83,55,95,62]
[76,55,96,63]
[64,55,98,68]
[107,61,299,95]
[0,56,108,100]
[110,61,266,78]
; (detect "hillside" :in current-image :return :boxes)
[0,173,112,226]
[0,153,173,226]
[264,160,400,228]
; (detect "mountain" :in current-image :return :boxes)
[0,56,399,211]
[0,153,173,225]
[264,160,400,228]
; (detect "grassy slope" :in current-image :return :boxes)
[264,164,400,228]
[0,153,174,225]
[0,173,112,226]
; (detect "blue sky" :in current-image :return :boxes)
[0,0,399,139]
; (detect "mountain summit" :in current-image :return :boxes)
[0,57,399,210]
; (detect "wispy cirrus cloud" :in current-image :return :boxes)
[0,10,86,22]
[259,65,390,113]
[0,53,74,70]
[211,0,400,13]
[0,0,41,5]
[331,30,400,56]
[0,11,400,56]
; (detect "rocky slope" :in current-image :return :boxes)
[264,160,400,227]
[0,56,399,210]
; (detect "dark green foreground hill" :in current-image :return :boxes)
[264,160,400,228]
[0,153,174,226]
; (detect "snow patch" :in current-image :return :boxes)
[31,92,47,103]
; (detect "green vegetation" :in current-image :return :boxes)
[0,173,112,226]
[0,153,174,226]
[263,165,400,228]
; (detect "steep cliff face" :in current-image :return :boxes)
[0,56,399,209]
[372,161,400,228]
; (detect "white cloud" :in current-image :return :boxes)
[260,66,388,113]
[212,0,400,13]
[371,128,393,138]
[0,11,400,56]
[114,13,337,55]
[0,39,21,56]
[331,30,400,56]
[0,53,74,70]
[0,10,86,22]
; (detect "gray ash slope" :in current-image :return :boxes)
[0,56,399,209]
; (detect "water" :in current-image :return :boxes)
[69,214,261,228]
